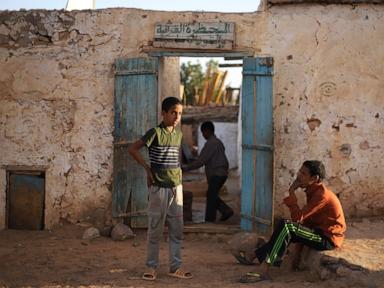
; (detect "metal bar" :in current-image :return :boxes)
[117,210,147,217]
[243,71,274,76]
[114,140,135,147]
[242,144,274,151]
[115,70,157,76]
[218,63,242,68]
[240,213,272,226]
[224,56,243,60]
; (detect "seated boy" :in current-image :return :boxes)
[240,160,346,283]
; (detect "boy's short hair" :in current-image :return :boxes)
[201,121,215,133]
[162,97,182,112]
[303,160,326,180]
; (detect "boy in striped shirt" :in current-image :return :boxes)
[128,97,192,281]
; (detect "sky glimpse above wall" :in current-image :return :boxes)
[0,0,261,12]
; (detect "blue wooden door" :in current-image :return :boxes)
[8,172,45,230]
[241,57,274,235]
[113,58,158,228]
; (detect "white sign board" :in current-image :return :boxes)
[154,22,235,50]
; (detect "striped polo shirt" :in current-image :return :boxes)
[141,122,182,188]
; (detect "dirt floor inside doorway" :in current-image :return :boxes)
[183,170,241,226]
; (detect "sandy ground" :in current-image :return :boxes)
[1,219,383,288]
[1,172,383,288]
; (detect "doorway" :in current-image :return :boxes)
[179,56,242,226]
[112,53,274,235]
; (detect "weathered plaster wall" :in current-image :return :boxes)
[0,4,383,228]
[262,4,384,218]
[0,9,261,228]
[159,57,180,100]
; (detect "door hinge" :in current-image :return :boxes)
[242,144,273,152]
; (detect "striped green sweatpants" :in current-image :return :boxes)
[255,219,335,267]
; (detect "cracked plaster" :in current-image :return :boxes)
[0,4,383,228]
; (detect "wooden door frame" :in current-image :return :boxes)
[150,51,274,231]
[150,50,252,121]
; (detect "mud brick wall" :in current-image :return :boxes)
[0,4,383,228]
[264,5,384,218]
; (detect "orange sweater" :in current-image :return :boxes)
[283,182,346,247]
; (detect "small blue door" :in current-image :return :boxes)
[241,57,274,235]
[113,58,158,228]
[8,172,45,230]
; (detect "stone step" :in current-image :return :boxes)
[299,238,384,287]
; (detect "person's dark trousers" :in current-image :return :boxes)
[255,219,335,267]
[205,175,232,222]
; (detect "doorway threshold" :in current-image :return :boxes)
[183,222,241,234]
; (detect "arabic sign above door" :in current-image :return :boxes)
[153,22,235,50]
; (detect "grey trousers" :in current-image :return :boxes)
[146,185,184,272]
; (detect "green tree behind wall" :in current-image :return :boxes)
[180,59,219,105]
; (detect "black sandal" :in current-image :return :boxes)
[234,251,255,265]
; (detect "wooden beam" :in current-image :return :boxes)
[200,65,211,105]
[205,71,220,105]
[215,71,228,104]
[146,49,253,58]
[182,105,239,124]
[2,165,48,171]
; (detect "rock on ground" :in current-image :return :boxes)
[110,223,134,241]
[82,227,100,240]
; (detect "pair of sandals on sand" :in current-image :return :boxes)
[142,267,193,281]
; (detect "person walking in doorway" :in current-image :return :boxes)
[183,121,234,222]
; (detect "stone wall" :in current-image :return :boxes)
[0,4,383,228]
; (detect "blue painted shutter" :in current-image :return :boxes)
[8,173,45,230]
[241,57,274,235]
[113,58,158,228]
